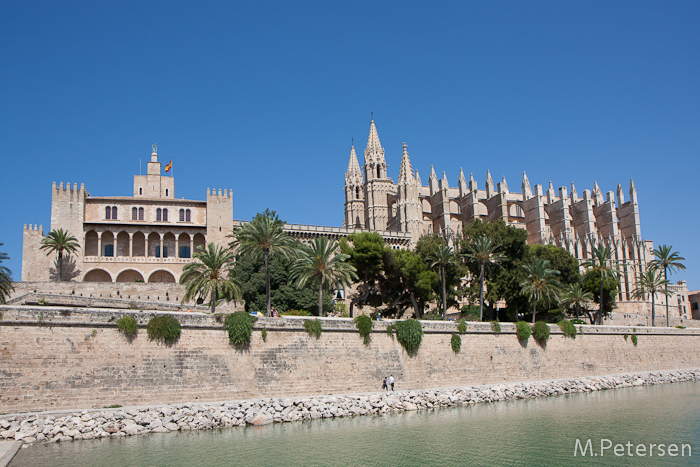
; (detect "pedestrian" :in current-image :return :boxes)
[389,375,394,391]
[381,377,388,391]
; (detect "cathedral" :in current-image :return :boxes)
[344,119,652,304]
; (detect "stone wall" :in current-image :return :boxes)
[1,306,698,414]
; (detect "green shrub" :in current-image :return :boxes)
[571,318,586,325]
[557,320,577,338]
[282,309,312,316]
[224,311,257,346]
[532,321,550,342]
[117,315,138,337]
[460,305,479,321]
[631,334,638,346]
[146,315,181,344]
[451,334,461,353]
[515,321,531,341]
[460,305,480,321]
[395,319,423,356]
[457,319,467,334]
[421,312,444,320]
[304,319,322,339]
[354,314,373,345]
[676,325,686,329]
[490,320,501,334]
[386,324,395,339]
[623,334,628,341]
[261,327,268,342]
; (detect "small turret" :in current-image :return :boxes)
[429,165,439,195]
[485,170,494,198]
[458,168,468,196]
[498,175,509,195]
[617,183,625,206]
[522,172,532,200]
[440,171,449,190]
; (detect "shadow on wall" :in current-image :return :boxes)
[49,257,81,282]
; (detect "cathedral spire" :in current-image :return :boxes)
[367,119,382,154]
[398,143,414,184]
[346,144,362,179]
[570,182,578,202]
[629,178,637,204]
[364,118,386,179]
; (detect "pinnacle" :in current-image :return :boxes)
[366,119,382,153]
[398,143,414,183]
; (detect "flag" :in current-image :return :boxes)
[165,160,172,172]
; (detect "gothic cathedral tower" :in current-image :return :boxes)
[344,144,365,229]
[362,119,393,230]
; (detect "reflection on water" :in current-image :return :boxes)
[13,381,700,467]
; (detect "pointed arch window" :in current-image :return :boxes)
[106,206,112,219]
[163,209,168,222]
[112,206,117,219]
[179,209,185,222]
[377,166,381,179]
[355,186,360,200]
[156,208,162,221]
[132,207,138,220]
[138,207,144,220]
[186,209,191,222]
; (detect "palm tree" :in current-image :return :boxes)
[462,235,504,321]
[649,245,686,327]
[180,243,241,313]
[40,229,80,282]
[631,266,670,327]
[229,214,298,317]
[520,258,561,323]
[290,237,358,316]
[560,282,593,322]
[581,244,618,325]
[427,244,457,319]
[0,245,14,304]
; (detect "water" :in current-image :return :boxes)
[13,382,700,466]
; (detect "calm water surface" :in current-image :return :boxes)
[13,381,700,466]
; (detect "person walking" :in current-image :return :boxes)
[389,375,394,391]
[381,377,388,391]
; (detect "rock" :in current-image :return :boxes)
[402,401,418,411]
[124,424,140,436]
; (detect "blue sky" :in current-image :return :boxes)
[1,1,699,288]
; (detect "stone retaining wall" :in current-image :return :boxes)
[2,370,698,446]
[1,306,699,415]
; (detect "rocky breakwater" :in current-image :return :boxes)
[2,369,699,447]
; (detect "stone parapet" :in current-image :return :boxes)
[1,306,699,414]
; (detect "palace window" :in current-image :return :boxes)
[163,208,168,222]
[112,206,117,219]
[104,244,114,257]
[165,189,169,196]
[138,207,144,220]
[139,187,142,195]
[179,209,185,222]
[132,207,138,220]
[186,209,191,222]
[156,208,162,221]
[106,206,111,219]
[179,246,191,258]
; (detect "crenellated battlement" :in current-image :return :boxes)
[206,188,233,198]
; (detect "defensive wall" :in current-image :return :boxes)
[1,306,698,415]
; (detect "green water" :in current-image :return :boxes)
[13,381,700,466]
